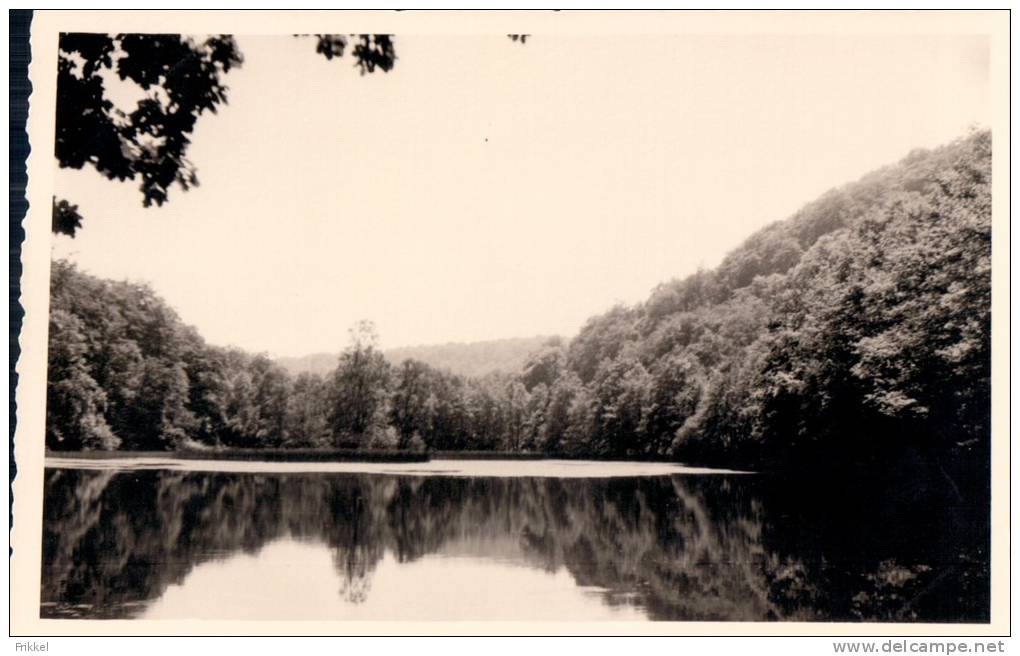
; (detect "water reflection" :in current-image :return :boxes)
[142,541,647,621]
[41,466,989,622]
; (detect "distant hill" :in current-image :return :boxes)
[274,353,340,378]
[276,335,561,379]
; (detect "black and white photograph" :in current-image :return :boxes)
[9,9,1010,637]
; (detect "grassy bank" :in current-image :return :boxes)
[430,450,546,460]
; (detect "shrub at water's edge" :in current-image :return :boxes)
[45,132,990,478]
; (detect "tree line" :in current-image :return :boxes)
[46,131,991,470]
[46,265,554,453]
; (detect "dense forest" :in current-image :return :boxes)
[45,131,991,471]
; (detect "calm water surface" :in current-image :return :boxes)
[41,459,989,622]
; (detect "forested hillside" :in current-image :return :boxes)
[528,130,991,468]
[45,131,991,471]
[277,336,556,379]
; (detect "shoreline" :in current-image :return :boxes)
[44,448,430,463]
[41,449,764,472]
[42,454,750,477]
[44,449,692,465]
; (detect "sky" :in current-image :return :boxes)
[52,33,990,357]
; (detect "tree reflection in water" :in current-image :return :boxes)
[41,467,988,622]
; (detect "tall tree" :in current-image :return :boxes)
[329,321,392,447]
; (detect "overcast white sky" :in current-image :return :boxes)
[52,33,990,356]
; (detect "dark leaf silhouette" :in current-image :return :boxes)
[51,197,84,237]
[54,31,399,235]
[55,33,242,212]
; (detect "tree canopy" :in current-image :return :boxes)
[53,32,398,236]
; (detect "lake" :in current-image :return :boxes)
[40,458,989,622]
